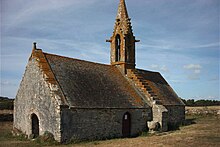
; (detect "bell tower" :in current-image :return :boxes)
[107,0,139,74]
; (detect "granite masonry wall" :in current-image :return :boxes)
[14,59,62,141]
[165,105,185,128]
[151,104,168,131]
[60,108,151,142]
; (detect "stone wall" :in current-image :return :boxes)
[14,59,62,141]
[147,104,168,132]
[185,106,220,115]
[165,105,185,128]
[60,108,151,142]
[0,110,13,121]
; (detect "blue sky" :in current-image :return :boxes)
[1,0,219,100]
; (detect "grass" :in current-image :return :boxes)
[0,122,58,147]
[0,114,219,147]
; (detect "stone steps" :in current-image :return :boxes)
[127,69,160,104]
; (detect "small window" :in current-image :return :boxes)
[125,114,128,120]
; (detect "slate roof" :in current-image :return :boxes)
[43,52,147,108]
[136,69,184,106]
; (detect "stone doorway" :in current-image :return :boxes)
[122,112,131,137]
[31,113,39,138]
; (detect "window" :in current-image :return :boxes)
[122,112,131,137]
[125,114,128,120]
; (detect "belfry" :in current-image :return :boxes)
[107,0,139,74]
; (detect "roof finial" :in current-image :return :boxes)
[33,42,37,50]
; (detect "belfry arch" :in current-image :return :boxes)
[115,34,121,62]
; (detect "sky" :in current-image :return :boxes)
[1,0,219,100]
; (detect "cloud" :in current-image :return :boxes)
[2,0,99,28]
[183,64,202,80]
[1,81,16,86]
[169,79,184,84]
[184,64,202,72]
[0,80,18,98]
[191,95,219,100]
[1,81,10,86]
[148,64,169,73]
[209,76,219,81]
[139,39,219,51]
[190,42,220,49]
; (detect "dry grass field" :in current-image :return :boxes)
[0,108,220,147]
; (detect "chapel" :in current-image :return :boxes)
[14,0,185,142]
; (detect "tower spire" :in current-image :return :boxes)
[116,0,129,20]
[114,0,133,35]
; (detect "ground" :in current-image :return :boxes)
[0,108,220,147]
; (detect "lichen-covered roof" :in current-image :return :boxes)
[136,69,184,106]
[44,53,146,108]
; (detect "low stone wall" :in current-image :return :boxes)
[0,114,13,121]
[0,110,13,121]
[185,106,220,115]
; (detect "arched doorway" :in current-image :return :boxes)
[122,112,131,137]
[31,113,39,138]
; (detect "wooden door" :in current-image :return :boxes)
[122,112,131,137]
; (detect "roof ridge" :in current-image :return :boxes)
[136,68,160,74]
[43,52,111,67]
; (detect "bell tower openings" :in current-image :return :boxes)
[115,34,121,62]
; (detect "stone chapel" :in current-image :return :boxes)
[14,0,185,143]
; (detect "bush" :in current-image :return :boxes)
[181,98,220,106]
[0,97,14,110]
[34,131,58,146]
[140,131,149,137]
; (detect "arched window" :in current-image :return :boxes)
[31,113,39,138]
[115,34,121,62]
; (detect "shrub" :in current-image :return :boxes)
[0,97,14,110]
[34,131,58,146]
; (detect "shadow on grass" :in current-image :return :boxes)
[183,118,196,126]
[167,118,196,131]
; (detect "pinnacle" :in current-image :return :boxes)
[114,0,133,35]
[116,0,129,20]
